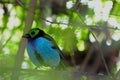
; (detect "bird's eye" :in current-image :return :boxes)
[28,29,40,38]
[31,31,35,35]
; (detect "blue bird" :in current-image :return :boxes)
[23,28,62,68]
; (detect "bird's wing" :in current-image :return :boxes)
[43,34,66,68]
[43,34,65,59]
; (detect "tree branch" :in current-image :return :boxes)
[11,0,37,80]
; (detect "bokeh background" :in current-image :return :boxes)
[0,0,120,80]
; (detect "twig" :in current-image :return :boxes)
[74,6,110,74]
[90,31,116,80]
[16,0,24,7]
[40,17,68,25]
[90,31,110,74]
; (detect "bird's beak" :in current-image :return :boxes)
[22,34,30,38]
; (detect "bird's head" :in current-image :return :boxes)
[23,28,45,39]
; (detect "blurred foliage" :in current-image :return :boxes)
[0,0,120,80]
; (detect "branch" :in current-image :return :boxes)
[15,0,25,8]
[40,17,68,25]
[11,0,37,80]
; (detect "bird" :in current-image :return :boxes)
[23,28,63,68]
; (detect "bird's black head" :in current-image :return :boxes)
[23,28,45,40]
